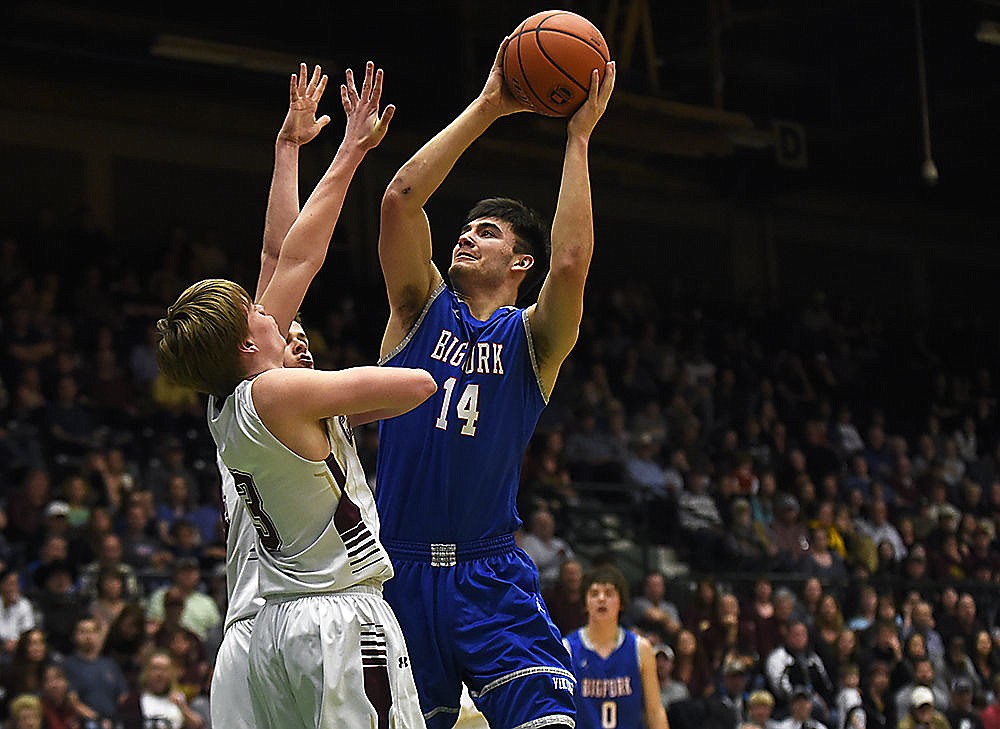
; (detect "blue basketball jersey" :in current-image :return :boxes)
[564,628,644,729]
[376,283,546,543]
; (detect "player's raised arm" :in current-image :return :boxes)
[252,366,436,456]
[255,63,331,302]
[259,61,394,335]
[526,62,615,397]
[378,38,530,355]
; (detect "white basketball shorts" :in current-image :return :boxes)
[248,586,424,729]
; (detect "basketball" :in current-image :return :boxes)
[503,10,611,117]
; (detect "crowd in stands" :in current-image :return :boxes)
[1,215,999,729]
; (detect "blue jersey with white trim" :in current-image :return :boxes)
[564,628,644,729]
[376,283,546,543]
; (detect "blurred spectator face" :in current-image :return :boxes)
[975,630,992,657]
[167,476,189,505]
[754,579,772,603]
[644,573,665,601]
[72,618,101,655]
[914,658,935,686]
[748,699,773,725]
[143,652,175,696]
[530,510,555,539]
[676,630,696,657]
[41,664,71,704]
[913,602,934,631]
[803,578,822,605]
[957,594,976,623]
[559,560,582,593]
[837,629,857,657]
[870,665,890,694]
[100,534,123,564]
[905,632,927,660]
[24,630,46,663]
[787,622,809,652]
[0,571,20,603]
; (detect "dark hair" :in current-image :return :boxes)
[581,564,631,613]
[462,197,550,307]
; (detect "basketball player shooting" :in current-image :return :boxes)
[373,35,615,729]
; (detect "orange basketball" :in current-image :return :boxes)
[502,10,610,117]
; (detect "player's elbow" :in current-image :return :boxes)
[382,176,422,212]
[414,370,438,402]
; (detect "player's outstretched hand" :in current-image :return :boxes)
[341,61,395,152]
[568,61,616,139]
[277,63,331,146]
[479,37,532,117]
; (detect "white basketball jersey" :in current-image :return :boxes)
[208,379,393,598]
[217,453,265,630]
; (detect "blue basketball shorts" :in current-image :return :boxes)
[382,535,576,729]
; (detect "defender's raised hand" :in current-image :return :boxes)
[341,61,395,151]
[568,61,616,139]
[277,63,331,146]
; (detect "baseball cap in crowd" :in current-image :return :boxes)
[44,500,70,518]
[911,686,934,708]
[951,677,973,693]
[748,690,774,707]
[654,644,674,660]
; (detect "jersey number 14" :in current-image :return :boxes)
[434,377,480,436]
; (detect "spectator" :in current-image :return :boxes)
[939,635,982,700]
[542,559,586,636]
[6,693,44,729]
[0,569,36,659]
[770,686,828,729]
[742,578,781,660]
[704,654,754,729]
[118,649,206,729]
[118,499,172,576]
[971,629,1000,701]
[850,661,895,729]
[855,499,907,562]
[145,559,220,644]
[626,571,682,641]
[903,600,946,665]
[802,528,849,590]
[677,471,727,569]
[981,674,1000,729]
[894,656,949,717]
[76,533,142,604]
[745,689,777,729]
[654,644,691,710]
[897,686,950,729]
[944,676,983,729]
[673,628,715,699]
[32,559,87,656]
[39,663,98,729]
[764,621,835,718]
[61,617,128,725]
[832,663,863,729]
[517,508,574,592]
[88,568,129,642]
[103,603,151,692]
[0,629,50,720]
[770,493,809,569]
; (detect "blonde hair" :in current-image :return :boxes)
[156,279,252,397]
[9,693,42,720]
